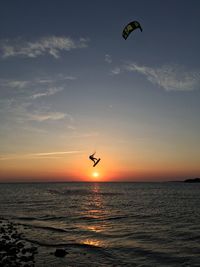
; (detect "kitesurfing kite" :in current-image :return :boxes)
[89,152,101,167]
[122,21,142,40]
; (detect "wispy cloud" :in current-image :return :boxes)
[0,73,77,102]
[105,54,112,64]
[0,79,31,89]
[0,72,77,126]
[0,74,77,92]
[0,36,89,59]
[125,63,200,91]
[0,150,83,160]
[27,111,66,122]
[30,87,63,99]
[0,97,73,125]
[67,125,76,130]
[111,67,121,75]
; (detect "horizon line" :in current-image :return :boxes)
[0,180,186,184]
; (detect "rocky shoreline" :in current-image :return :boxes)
[0,219,75,267]
[0,219,38,267]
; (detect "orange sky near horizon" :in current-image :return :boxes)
[0,149,199,182]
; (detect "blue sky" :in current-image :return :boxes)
[0,0,200,181]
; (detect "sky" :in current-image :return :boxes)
[0,0,200,182]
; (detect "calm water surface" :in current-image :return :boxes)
[0,182,199,266]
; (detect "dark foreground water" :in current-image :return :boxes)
[0,182,199,266]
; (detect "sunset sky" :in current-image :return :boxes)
[0,0,200,182]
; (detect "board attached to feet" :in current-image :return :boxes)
[93,158,100,167]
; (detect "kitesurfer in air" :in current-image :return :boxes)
[89,152,98,164]
[89,152,101,167]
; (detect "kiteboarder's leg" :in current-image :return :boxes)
[90,158,95,164]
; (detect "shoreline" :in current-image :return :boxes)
[0,219,38,267]
[0,218,108,267]
[0,219,72,267]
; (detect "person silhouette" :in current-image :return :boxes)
[89,152,98,164]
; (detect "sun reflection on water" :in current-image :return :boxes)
[86,225,103,233]
[79,183,107,247]
[82,239,103,247]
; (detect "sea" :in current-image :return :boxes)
[0,182,199,267]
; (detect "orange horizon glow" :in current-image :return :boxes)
[0,165,199,183]
[0,151,200,182]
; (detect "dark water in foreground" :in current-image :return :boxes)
[0,182,199,266]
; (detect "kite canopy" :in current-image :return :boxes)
[122,21,142,40]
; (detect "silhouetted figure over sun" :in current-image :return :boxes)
[89,152,101,167]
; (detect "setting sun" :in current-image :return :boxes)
[92,172,99,178]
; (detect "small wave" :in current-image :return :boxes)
[76,214,128,223]
[48,189,122,196]
[48,189,90,196]
[15,215,68,222]
[104,215,127,221]
[99,192,123,196]
[17,216,38,221]
[113,245,190,265]
[187,235,200,242]
[21,236,109,253]
[15,222,68,233]
[38,215,68,221]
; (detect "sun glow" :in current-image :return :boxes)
[92,172,99,178]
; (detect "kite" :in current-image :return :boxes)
[122,21,142,40]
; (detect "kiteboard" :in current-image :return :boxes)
[93,158,100,167]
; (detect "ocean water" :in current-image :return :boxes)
[0,182,199,266]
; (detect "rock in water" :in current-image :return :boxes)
[54,248,68,257]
